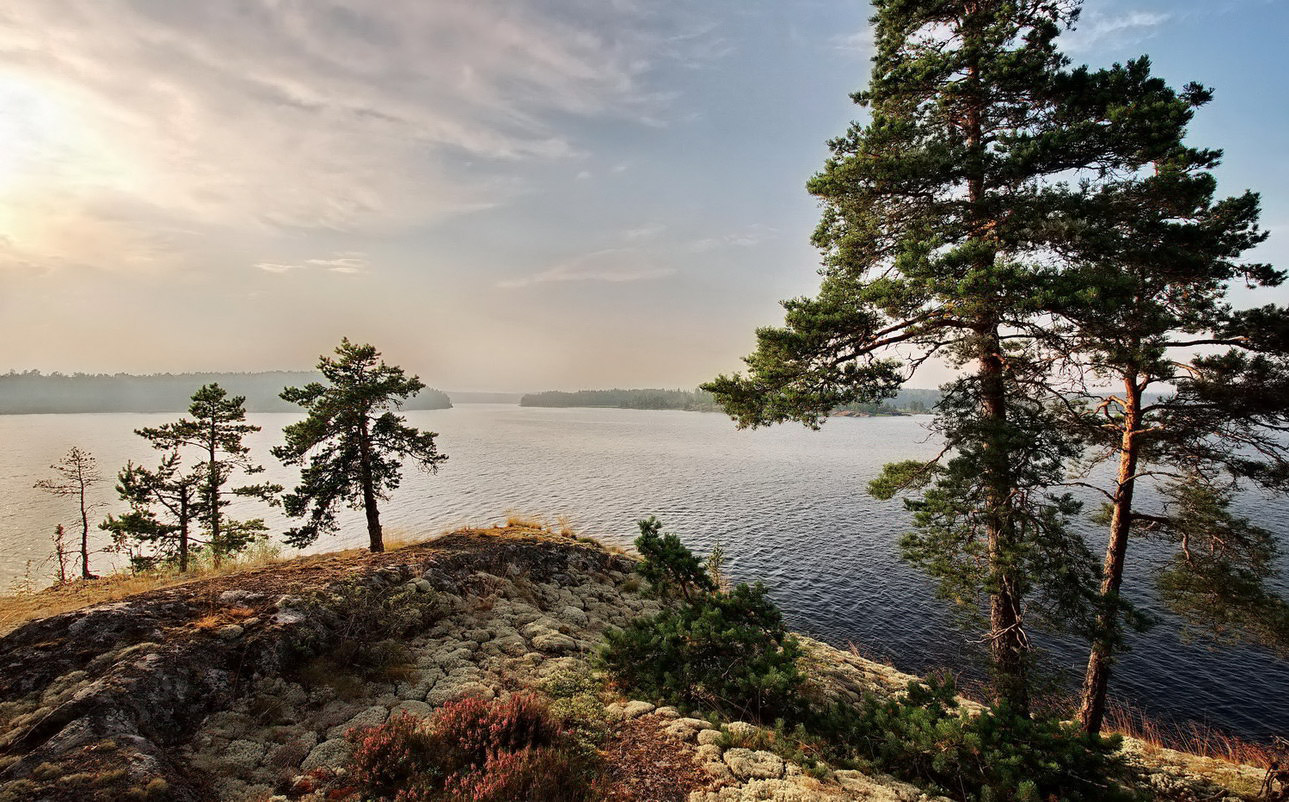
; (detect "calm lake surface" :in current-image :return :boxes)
[1,405,1286,740]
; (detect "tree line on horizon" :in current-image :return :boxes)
[518,386,943,414]
[0,370,453,415]
[34,339,448,578]
[703,0,1289,742]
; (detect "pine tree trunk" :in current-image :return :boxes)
[962,27,1028,714]
[1079,376,1142,735]
[358,418,384,552]
[179,494,190,573]
[78,476,92,579]
[979,327,1029,714]
[208,424,221,567]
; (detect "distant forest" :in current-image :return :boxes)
[520,388,721,411]
[834,388,941,415]
[0,371,453,414]
[520,387,942,414]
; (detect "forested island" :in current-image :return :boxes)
[0,371,452,414]
[520,387,941,415]
[520,388,721,411]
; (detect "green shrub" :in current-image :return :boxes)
[606,523,1132,800]
[600,581,803,722]
[633,516,715,601]
[813,676,1135,802]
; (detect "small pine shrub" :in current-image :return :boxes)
[600,581,803,722]
[812,676,1135,802]
[347,694,595,802]
[633,516,715,601]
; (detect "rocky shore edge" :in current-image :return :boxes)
[0,526,1269,801]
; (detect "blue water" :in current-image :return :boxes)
[1,405,1285,740]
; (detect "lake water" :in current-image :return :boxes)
[1,405,1286,740]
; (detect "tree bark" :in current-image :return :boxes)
[979,326,1029,713]
[962,23,1028,714]
[208,419,221,567]
[178,493,190,573]
[78,472,92,579]
[1078,375,1142,735]
[358,418,384,552]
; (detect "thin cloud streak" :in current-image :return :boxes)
[1064,10,1172,52]
[254,253,370,275]
[497,248,675,289]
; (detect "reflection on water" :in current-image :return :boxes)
[1,405,1286,739]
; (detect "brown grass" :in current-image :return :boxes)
[0,545,287,637]
[1103,700,1279,769]
[504,512,551,531]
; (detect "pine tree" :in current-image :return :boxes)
[1042,146,1289,734]
[34,446,103,579]
[703,0,1201,711]
[274,339,448,552]
[101,450,202,572]
[134,384,280,564]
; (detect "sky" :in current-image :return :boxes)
[0,0,1286,392]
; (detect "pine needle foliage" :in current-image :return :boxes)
[632,516,716,602]
[704,0,1213,712]
[274,338,447,552]
[132,384,280,564]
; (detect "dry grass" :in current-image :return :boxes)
[1103,700,1279,769]
[0,542,287,637]
[504,512,551,531]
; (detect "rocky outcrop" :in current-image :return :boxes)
[0,527,1272,802]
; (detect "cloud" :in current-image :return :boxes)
[688,223,777,252]
[833,25,875,57]
[623,223,666,240]
[497,248,675,289]
[254,252,370,275]
[0,1,722,272]
[254,262,306,274]
[1064,10,1171,52]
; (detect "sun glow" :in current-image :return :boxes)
[0,74,69,190]
[0,72,152,269]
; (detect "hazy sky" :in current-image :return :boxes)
[1,1,1285,391]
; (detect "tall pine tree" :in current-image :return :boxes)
[704,0,1201,711]
[274,339,447,553]
[1043,144,1289,734]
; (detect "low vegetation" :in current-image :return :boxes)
[344,692,597,801]
[599,522,1155,802]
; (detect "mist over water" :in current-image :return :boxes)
[2,405,1286,740]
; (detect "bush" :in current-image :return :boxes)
[287,578,441,683]
[350,713,442,799]
[600,581,803,722]
[348,694,596,802]
[633,516,715,601]
[813,676,1135,802]
[444,746,589,802]
[433,693,561,760]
